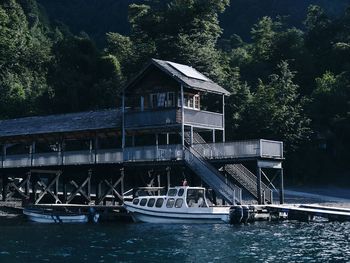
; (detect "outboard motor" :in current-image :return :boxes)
[229,205,243,224]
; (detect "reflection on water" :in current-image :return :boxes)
[0,218,349,263]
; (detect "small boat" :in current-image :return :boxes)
[23,207,89,223]
[124,186,230,223]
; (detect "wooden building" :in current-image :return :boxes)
[0,59,284,206]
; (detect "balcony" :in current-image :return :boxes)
[193,139,283,160]
[125,108,224,130]
[125,109,179,129]
[183,108,223,129]
[0,139,282,169]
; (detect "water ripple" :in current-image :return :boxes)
[0,221,349,262]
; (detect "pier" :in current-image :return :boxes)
[0,59,285,217]
[229,204,350,224]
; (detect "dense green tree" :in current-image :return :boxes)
[240,62,311,150]
[45,36,123,113]
[0,0,51,118]
[311,71,350,154]
[106,0,230,83]
[1,0,350,184]
[250,16,279,61]
[225,67,252,139]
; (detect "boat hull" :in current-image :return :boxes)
[124,204,230,224]
[23,209,88,223]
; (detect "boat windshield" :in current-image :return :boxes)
[167,189,177,196]
[186,189,207,208]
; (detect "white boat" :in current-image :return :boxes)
[124,186,230,223]
[23,208,89,223]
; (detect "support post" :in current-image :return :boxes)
[94,134,98,164]
[181,85,185,148]
[60,139,65,165]
[95,181,102,205]
[157,174,161,196]
[63,178,67,203]
[2,175,7,201]
[121,168,125,200]
[122,91,126,150]
[212,129,216,143]
[257,165,262,205]
[166,166,171,189]
[166,133,170,145]
[279,168,284,204]
[190,126,193,146]
[88,169,92,200]
[1,145,5,168]
[30,141,35,167]
[89,139,93,163]
[222,94,225,142]
[132,135,135,147]
[25,172,31,197]
[155,133,159,159]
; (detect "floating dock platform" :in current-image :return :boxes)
[229,204,350,224]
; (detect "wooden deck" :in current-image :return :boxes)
[0,139,283,169]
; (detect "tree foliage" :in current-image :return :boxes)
[1,0,350,184]
[0,0,51,118]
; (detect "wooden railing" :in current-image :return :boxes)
[0,139,283,168]
[125,109,179,128]
[125,108,224,129]
[192,139,283,159]
[183,108,223,129]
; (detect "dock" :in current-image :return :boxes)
[229,204,350,224]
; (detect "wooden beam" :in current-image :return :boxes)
[66,171,92,204]
[96,174,124,204]
[5,176,31,200]
[35,172,61,204]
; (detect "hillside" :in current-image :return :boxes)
[38,0,350,46]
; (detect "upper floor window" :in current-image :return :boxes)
[150,92,175,108]
[180,93,200,110]
[194,95,200,110]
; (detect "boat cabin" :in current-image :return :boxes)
[131,187,210,209]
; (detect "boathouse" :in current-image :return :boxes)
[0,59,284,206]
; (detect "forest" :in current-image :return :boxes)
[1,0,350,185]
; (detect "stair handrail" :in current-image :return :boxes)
[185,131,274,203]
[224,165,257,193]
[185,147,241,194]
[232,164,273,203]
[184,146,241,204]
[234,164,273,195]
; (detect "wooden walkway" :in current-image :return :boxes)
[266,204,350,222]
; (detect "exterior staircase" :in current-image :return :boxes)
[184,132,273,204]
[224,164,273,203]
[184,147,242,205]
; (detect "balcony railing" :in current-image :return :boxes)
[33,152,61,166]
[96,149,123,163]
[125,108,224,129]
[0,139,283,168]
[193,140,283,159]
[184,108,223,129]
[125,109,179,128]
[124,144,183,162]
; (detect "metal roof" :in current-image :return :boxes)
[125,59,230,96]
[0,109,121,139]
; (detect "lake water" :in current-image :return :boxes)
[0,218,349,263]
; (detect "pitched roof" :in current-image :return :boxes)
[0,109,121,139]
[125,59,230,96]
